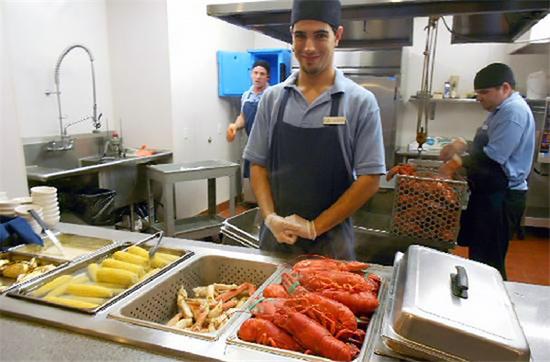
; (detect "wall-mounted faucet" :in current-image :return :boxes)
[45,44,102,151]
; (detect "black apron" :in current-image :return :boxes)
[242,94,259,178]
[458,125,509,279]
[259,88,355,260]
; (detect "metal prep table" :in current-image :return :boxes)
[0,223,548,361]
[146,160,240,238]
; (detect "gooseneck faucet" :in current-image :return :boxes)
[47,44,101,151]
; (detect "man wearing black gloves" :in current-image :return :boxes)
[440,63,535,279]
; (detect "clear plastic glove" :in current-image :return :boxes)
[226,123,238,142]
[439,155,462,178]
[265,213,299,245]
[440,138,467,161]
[286,214,317,240]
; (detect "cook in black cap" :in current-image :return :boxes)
[243,0,386,260]
[289,0,344,76]
[439,62,535,279]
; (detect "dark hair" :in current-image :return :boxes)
[252,60,270,75]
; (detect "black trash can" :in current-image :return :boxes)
[71,188,117,225]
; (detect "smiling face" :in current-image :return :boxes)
[291,20,343,76]
[251,65,269,91]
[475,82,512,112]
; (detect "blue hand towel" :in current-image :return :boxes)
[5,217,43,246]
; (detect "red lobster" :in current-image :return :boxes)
[292,258,369,274]
[238,318,303,352]
[272,306,360,361]
[283,270,381,316]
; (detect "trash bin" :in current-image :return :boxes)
[71,188,117,226]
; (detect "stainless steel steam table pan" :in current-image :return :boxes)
[108,254,282,341]
[225,263,391,362]
[7,238,193,314]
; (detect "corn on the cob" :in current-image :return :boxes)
[63,295,106,305]
[66,283,114,298]
[87,263,99,282]
[126,245,149,258]
[30,275,72,297]
[155,252,179,262]
[94,283,125,295]
[150,255,169,269]
[113,251,149,267]
[96,267,138,287]
[44,295,98,309]
[140,268,160,281]
[101,258,145,276]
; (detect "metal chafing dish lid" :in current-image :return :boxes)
[385,245,530,361]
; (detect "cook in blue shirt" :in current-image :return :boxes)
[440,63,535,279]
[226,60,270,178]
[243,0,385,260]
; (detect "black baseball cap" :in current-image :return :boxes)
[291,0,341,29]
[474,63,516,90]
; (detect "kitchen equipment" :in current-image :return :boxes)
[147,231,164,258]
[0,251,66,294]
[108,255,280,341]
[9,233,115,263]
[28,209,66,258]
[8,237,192,314]
[379,245,530,361]
[225,263,390,362]
[390,161,469,247]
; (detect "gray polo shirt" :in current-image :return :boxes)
[243,68,386,176]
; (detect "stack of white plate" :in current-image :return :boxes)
[30,186,60,228]
[14,204,44,234]
[0,200,20,217]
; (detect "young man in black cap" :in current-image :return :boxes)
[244,0,385,259]
[440,63,535,279]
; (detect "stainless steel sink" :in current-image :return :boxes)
[78,155,138,167]
[23,133,172,182]
[23,133,173,209]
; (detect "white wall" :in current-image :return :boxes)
[397,17,549,148]
[3,0,114,138]
[0,2,28,197]
[166,0,255,217]
[105,0,172,150]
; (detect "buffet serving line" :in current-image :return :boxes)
[0,223,549,362]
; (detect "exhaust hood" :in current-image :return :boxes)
[207,0,549,50]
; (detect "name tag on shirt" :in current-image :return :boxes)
[323,116,347,125]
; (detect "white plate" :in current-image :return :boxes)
[15,204,43,216]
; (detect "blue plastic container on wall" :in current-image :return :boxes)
[217,48,291,97]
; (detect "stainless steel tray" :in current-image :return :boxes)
[108,255,281,341]
[9,233,115,263]
[7,238,193,314]
[225,263,390,362]
[0,252,68,294]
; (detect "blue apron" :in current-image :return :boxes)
[242,94,259,178]
[258,88,356,260]
[458,125,509,278]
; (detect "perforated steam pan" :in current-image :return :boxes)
[108,255,282,341]
[7,236,192,314]
[225,263,390,362]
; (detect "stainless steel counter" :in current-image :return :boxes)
[0,223,548,361]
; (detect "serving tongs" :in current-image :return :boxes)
[148,231,164,258]
[28,209,67,258]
